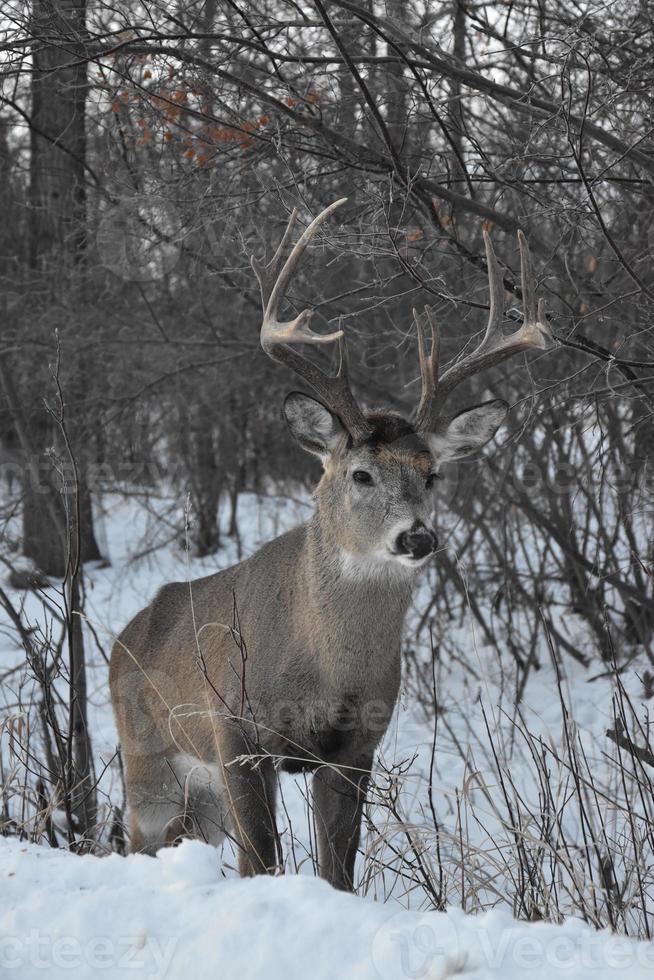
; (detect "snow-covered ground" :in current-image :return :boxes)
[2,835,654,979]
[1,488,653,977]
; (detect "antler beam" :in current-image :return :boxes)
[414,230,553,433]
[251,198,372,443]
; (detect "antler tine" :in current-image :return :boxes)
[413,305,440,432]
[517,229,538,325]
[482,228,505,344]
[251,198,372,442]
[251,208,299,307]
[415,228,554,432]
[518,233,549,330]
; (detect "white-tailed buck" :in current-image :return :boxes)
[110,199,551,889]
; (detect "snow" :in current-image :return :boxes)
[1,835,653,979]
[1,488,654,976]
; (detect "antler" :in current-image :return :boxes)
[251,198,372,443]
[414,230,553,433]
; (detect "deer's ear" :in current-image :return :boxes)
[283,392,347,461]
[428,399,508,462]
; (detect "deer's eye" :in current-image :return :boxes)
[426,473,442,489]
[352,470,373,486]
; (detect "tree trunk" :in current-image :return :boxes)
[26,0,98,841]
[384,0,409,152]
[189,404,221,556]
[30,1,87,272]
[448,0,467,191]
[26,0,101,575]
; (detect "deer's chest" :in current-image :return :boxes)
[277,680,397,773]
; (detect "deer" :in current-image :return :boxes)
[109,198,551,891]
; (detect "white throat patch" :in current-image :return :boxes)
[338,547,425,582]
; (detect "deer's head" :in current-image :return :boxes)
[252,199,551,575]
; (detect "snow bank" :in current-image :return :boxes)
[1,837,652,979]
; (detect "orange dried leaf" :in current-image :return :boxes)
[143,69,152,80]
[259,115,269,126]
[587,255,599,273]
[163,131,173,142]
[211,127,236,142]
[184,148,196,158]
[406,229,423,242]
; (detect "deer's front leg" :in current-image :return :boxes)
[312,755,372,891]
[220,727,279,877]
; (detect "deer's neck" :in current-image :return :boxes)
[301,515,416,673]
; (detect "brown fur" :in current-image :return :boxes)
[110,398,504,889]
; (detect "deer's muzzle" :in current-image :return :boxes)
[395,522,438,560]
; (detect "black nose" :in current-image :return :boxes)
[395,522,438,560]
